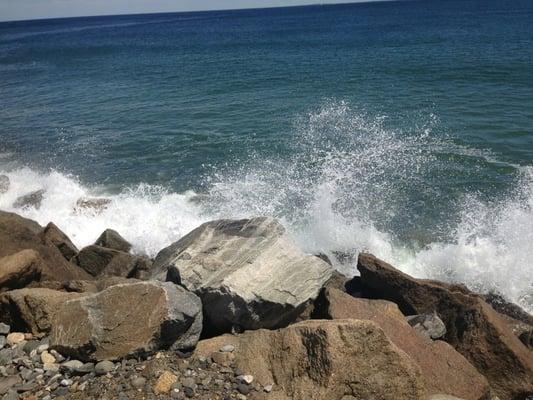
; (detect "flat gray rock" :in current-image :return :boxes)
[152,217,333,334]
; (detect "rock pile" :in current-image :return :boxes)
[0,208,531,400]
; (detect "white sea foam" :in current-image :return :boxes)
[0,102,531,313]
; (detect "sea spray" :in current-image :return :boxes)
[0,102,531,313]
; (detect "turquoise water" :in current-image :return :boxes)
[0,0,532,311]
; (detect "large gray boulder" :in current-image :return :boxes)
[152,217,333,334]
[50,280,202,361]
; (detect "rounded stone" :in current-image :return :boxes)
[95,360,115,375]
[219,345,235,353]
[40,351,56,364]
[130,376,146,388]
[6,333,25,346]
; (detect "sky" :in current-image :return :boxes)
[0,0,372,22]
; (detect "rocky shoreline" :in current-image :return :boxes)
[0,203,531,400]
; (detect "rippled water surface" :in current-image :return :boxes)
[0,0,532,311]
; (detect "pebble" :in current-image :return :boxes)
[0,323,10,335]
[130,376,146,388]
[237,383,251,395]
[183,386,194,398]
[170,388,182,399]
[43,363,60,373]
[60,379,73,386]
[0,336,5,349]
[40,351,56,365]
[6,333,25,346]
[237,374,254,384]
[211,351,235,367]
[36,344,49,354]
[181,377,197,390]
[95,360,115,375]
[264,384,273,393]
[153,371,178,395]
[219,344,235,353]
[61,359,84,372]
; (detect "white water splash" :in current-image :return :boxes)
[0,102,531,313]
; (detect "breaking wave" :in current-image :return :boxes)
[0,101,531,313]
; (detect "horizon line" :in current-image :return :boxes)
[0,0,396,24]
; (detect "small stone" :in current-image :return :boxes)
[118,393,129,400]
[0,349,13,366]
[61,360,84,372]
[153,371,178,395]
[52,386,69,396]
[0,337,5,350]
[6,333,25,346]
[36,344,49,354]
[40,351,56,365]
[219,344,235,353]
[0,324,10,336]
[183,386,194,398]
[3,389,18,400]
[60,379,73,386]
[236,395,247,400]
[181,377,197,390]
[211,351,235,367]
[94,360,115,375]
[43,363,60,373]
[22,341,40,355]
[50,350,64,362]
[19,367,33,381]
[130,376,146,388]
[170,388,182,399]
[237,375,254,385]
[237,383,251,395]
[264,384,273,393]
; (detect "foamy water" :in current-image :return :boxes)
[1,103,531,314]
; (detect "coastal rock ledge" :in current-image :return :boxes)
[152,217,334,334]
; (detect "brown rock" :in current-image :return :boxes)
[51,281,202,361]
[153,371,178,395]
[40,222,78,261]
[0,288,83,334]
[94,229,132,252]
[0,211,91,282]
[73,245,151,278]
[0,250,42,292]
[195,319,428,400]
[315,288,489,400]
[356,253,533,399]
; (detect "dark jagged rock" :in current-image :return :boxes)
[94,229,132,253]
[355,252,533,400]
[73,245,151,278]
[0,175,9,194]
[13,189,45,209]
[40,222,78,261]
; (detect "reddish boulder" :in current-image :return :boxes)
[314,287,489,400]
[0,211,91,282]
[356,253,533,399]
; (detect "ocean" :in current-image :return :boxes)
[0,0,532,312]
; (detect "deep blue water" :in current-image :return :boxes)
[0,0,532,310]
